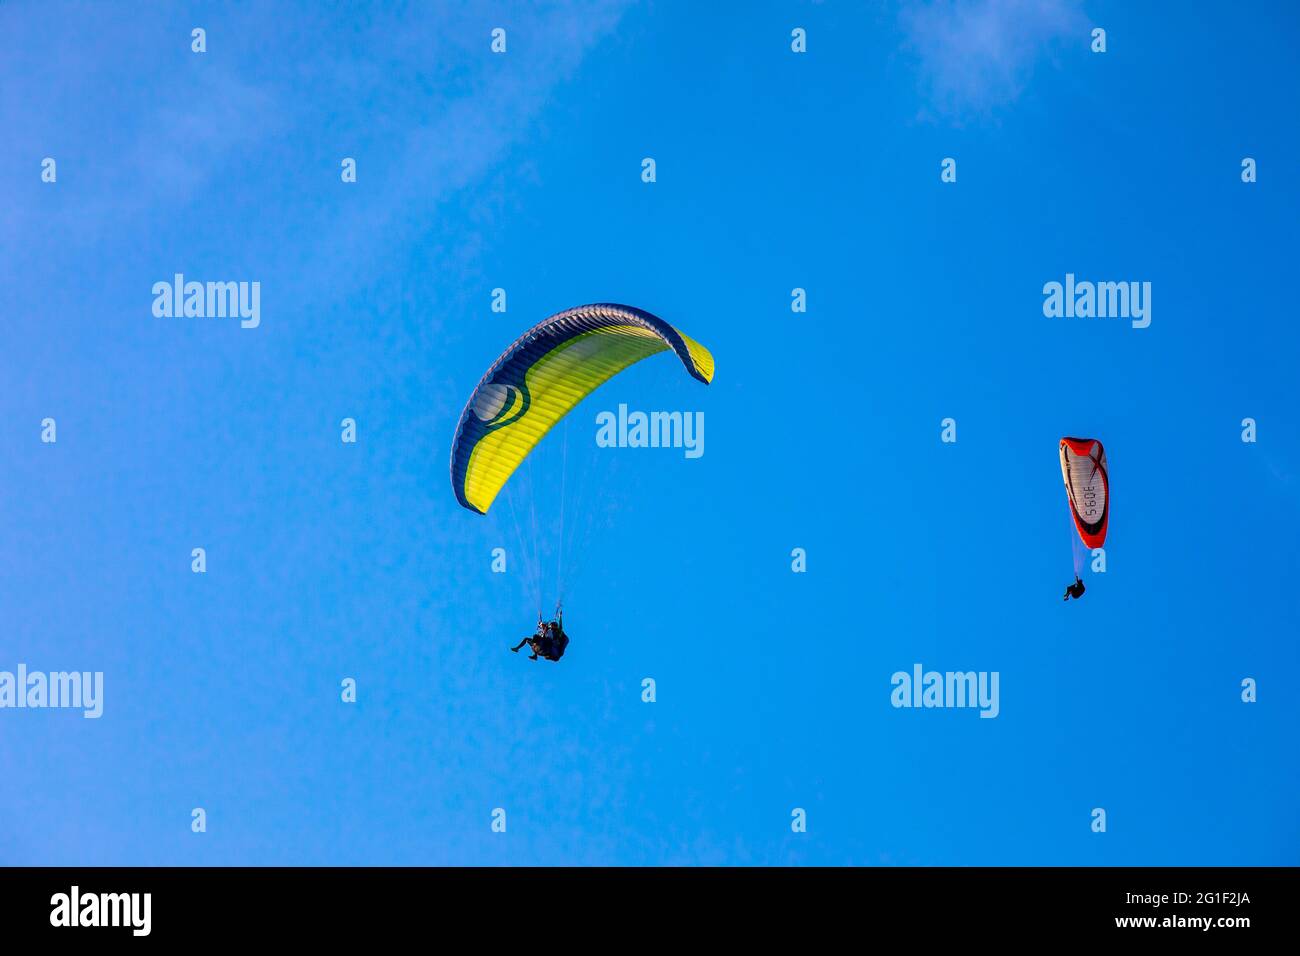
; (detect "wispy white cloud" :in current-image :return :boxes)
[900,0,1086,118]
[293,1,633,301]
[0,1,633,297]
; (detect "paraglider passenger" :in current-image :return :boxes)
[1063,576,1086,601]
[511,620,548,660]
[511,610,569,661]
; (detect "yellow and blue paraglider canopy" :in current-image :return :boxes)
[450,303,714,514]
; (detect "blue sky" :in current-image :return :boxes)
[1,0,1296,865]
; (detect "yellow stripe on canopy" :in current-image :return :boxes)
[464,327,669,514]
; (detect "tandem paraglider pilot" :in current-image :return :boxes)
[511,608,569,662]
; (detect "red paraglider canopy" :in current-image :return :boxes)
[1059,437,1108,549]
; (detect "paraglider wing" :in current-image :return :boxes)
[450,303,714,515]
[1059,437,1108,548]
